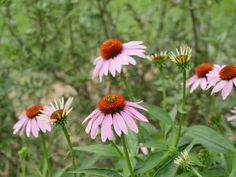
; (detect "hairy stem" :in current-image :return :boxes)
[121,135,135,177]
[62,125,77,177]
[159,65,167,138]
[40,132,52,177]
[175,69,186,146]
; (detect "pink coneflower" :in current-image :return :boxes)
[37,97,73,124]
[83,93,149,142]
[186,63,213,92]
[13,105,51,138]
[207,65,236,100]
[92,39,146,81]
[226,107,236,122]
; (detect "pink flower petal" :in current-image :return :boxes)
[233,78,236,86]
[211,80,228,94]
[186,75,198,87]
[13,117,28,134]
[26,119,32,137]
[31,119,39,138]
[190,78,201,93]
[113,57,122,73]
[200,78,207,90]
[221,80,233,100]
[13,116,27,130]
[85,118,95,134]
[125,101,148,111]
[227,115,236,121]
[82,109,100,124]
[113,115,122,136]
[106,114,113,140]
[91,115,103,139]
[125,106,149,122]
[120,111,138,133]
[123,41,144,47]
[92,59,104,79]
[108,59,116,77]
[101,115,112,142]
[37,119,47,133]
[114,113,128,135]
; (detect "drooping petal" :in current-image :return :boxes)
[221,80,233,100]
[113,114,122,136]
[13,117,28,134]
[125,101,148,111]
[200,78,207,90]
[211,80,228,94]
[90,114,104,139]
[125,106,149,122]
[186,75,198,87]
[190,78,201,93]
[120,111,138,133]
[114,113,128,135]
[82,109,100,124]
[26,119,32,137]
[31,119,39,138]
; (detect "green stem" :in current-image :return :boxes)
[120,71,145,143]
[121,135,135,177]
[110,141,124,158]
[159,66,167,111]
[40,132,52,177]
[62,125,77,177]
[175,69,186,146]
[159,65,167,139]
[191,167,203,177]
[21,158,26,177]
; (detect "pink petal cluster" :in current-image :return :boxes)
[13,112,51,138]
[83,101,149,142]
[92,40,146,81]
[186,75,208,93]
[207,65,236,100]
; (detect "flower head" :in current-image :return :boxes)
[226,107,236,122]
[13,104,51,138]
[82,93,149,142]
[37,97,73,126]
[186,63,213,92]
[146,51,167,65]
[92,39,146,81]
[174,150,193,170]
[207,65,236,100]
[169,46,192,69]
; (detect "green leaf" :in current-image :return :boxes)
[141,103,172,124]
[77,155,100,170]
[154,160,177,177]
[73,144,120,157]
[229,158,236,177]
[144,139,167,149]
[201,167,227,177]
[136,151,163,174]
[73,168,122,177]
[125,130,138,156]
[185,125,236,153]
[169,105,178,121]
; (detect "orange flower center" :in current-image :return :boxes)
[100,39,123,59]
[98,94,125,114]
[195,63,213,77]
[50,109,64,120]
[26,105,43,119]
[219,65,236,80]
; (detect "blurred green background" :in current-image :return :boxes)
[0,0,236,176]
